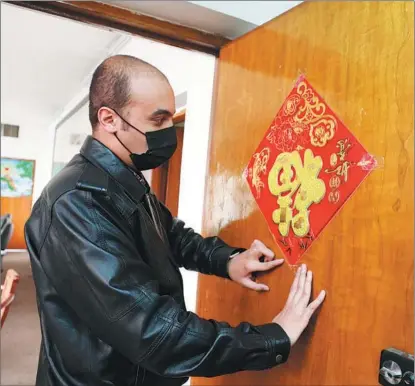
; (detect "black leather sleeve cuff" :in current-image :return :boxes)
[211,246,246,279]
[255,323,291,366]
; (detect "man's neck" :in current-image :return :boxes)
[92,131,132,167]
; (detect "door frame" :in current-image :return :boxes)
[6,1,230,56]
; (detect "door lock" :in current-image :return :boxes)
[379,348,414,386]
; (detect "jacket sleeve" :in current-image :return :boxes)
[159,202,245,279]
[40,190,291,378]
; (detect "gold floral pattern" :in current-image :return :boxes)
[309,118,336,147]
[283,95,301,116]
[250,148,270,199]
[269,80,337,149]
[267,118,310,152]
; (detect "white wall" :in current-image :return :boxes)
[177,53,217,316]
[53,105,90,163]
[1,109,54,204]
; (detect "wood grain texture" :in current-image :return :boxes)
[151,163,168,204]
[7,1,229,56]
[173,110,186,125]
[0,197,32,250]
[195,2,413,385]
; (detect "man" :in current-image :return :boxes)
[25,55,325,386]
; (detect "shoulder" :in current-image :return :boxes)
[42,155,136,227]
[43,155,108,207]
[76,160,109,195]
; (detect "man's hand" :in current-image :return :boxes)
[228,240,284,292]
[273,264,326,346]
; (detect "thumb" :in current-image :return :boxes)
[240,278,270,292]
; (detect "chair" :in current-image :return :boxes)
[1,214,14,254]
[1,269,20,328]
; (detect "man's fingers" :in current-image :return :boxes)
[263,255,274,262]
[293,264,307,303]
[305,290,326,319]
[250,240,275,260]
[298,270,312,308]
[240,278,270,292]
[247,258,284,272]
[287,265,301,303]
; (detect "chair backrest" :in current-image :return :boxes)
[0,216,6,230]
[1,215,14,252]
[1,213,12,224]
[1,269,20,328]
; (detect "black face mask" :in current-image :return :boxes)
[112,109,177,171]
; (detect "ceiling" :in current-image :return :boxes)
[0,2,208,132]
[100,0,257,39]
[1,2,124,126]
[101,1,301,39]
[1,1,302,131]
[189,1,302,27]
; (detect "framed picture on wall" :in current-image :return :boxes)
[1,158,36,198]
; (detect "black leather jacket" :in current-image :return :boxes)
[25,136,291,386]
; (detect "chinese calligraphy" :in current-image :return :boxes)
[325,138,353,182]
[337,138,352,161]
[268,149,326,238]
[325,161,352,183]
[325,138,353,203]
[328,191,340,204]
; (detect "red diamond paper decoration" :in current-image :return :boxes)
[244,75,376,265]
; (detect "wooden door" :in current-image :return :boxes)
[195,2,413,385]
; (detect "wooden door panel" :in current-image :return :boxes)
[0,196,32,249]
[195,2,413,385]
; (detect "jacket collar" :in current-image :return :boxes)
[80,135,149,204]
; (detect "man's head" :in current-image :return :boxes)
[89,55,176,167]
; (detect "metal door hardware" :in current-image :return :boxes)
[379,348,414,386]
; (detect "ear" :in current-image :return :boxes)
[97,107,118,133]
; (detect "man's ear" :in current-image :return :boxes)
[97,107,117,133]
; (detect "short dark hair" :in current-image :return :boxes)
[88,55,166,129]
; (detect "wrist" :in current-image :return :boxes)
[227,251,241,277]
[255,323,292,364]
[212,246,244,279]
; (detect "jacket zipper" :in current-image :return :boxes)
[130,169,149,190]
[133,170,185,292]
